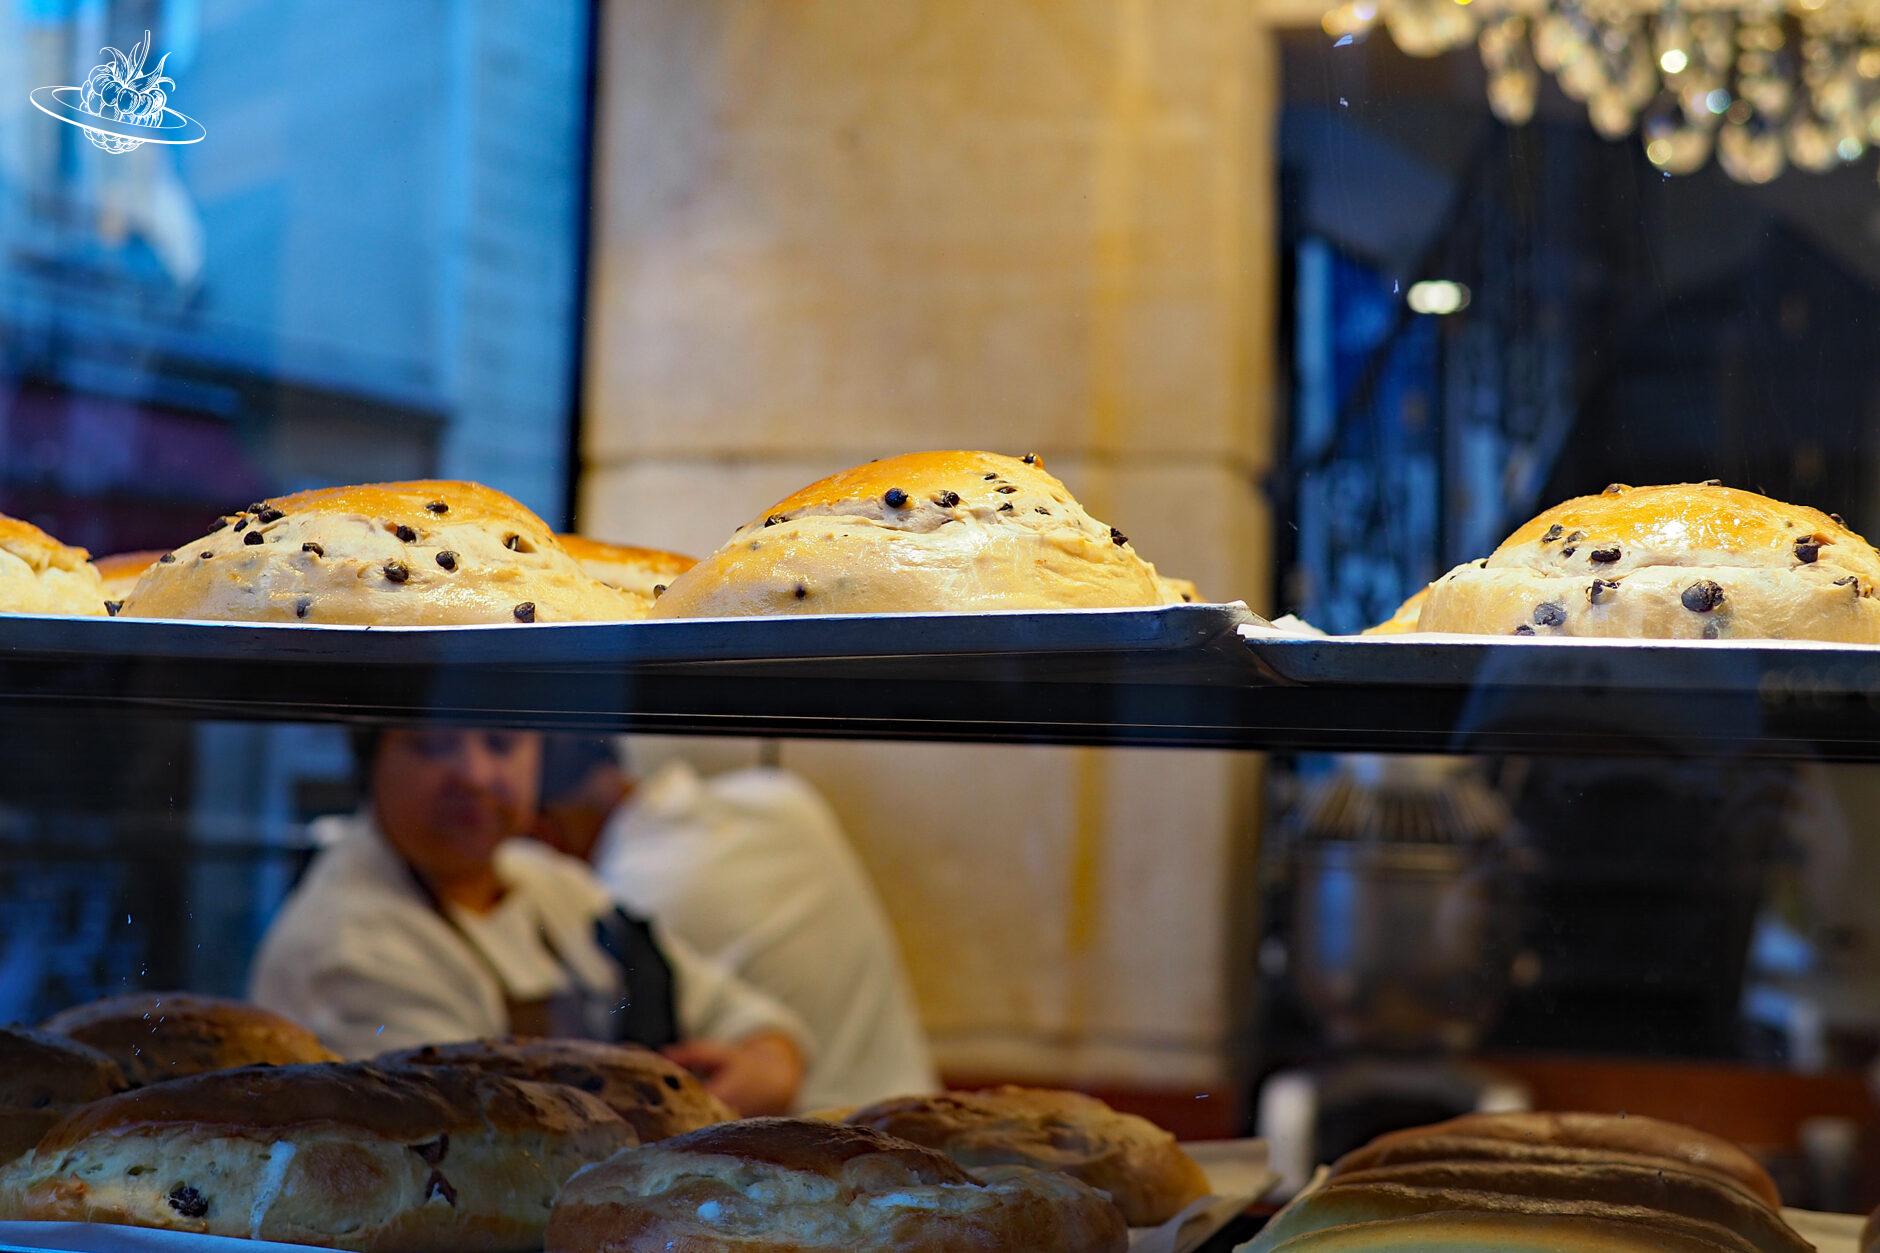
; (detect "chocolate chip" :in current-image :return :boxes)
[884,488,909,509]
[764,515,785,527]
[1796,539,1822,564]
[426,500,449,514]
[207,517,229,533]
[104,601,122,617]
[1602,483,1625,495]
[159,552,176,564]
[243,531,264,546]
[1541,524,1564,543]
[198,551,213,560]
[1513,624,1536,636]
[1533,602,1566,627]
[384,561,409,584]
[1561,547,1577,558]
[435,551,457,571]
[513,602,535,622]
[995,485,1018,495]
[1681,580,1725,612]
[663,1074,683,1091]
[395,524,417,543]
[1035,506,1050,516]
[257,508,284,524]
[1589,547,1621,563]
[984,473,998,481]
[1835,575,1861,596]
[302,542,324,557]
[1566,531,1584,543]
[504,534,522,551]
[793,584,808,600]
[233,517,247,533]
[1110,527,1128,546]
[410,1134,450,1165]
[998,502,1014,513]
[1701,478,1721,486]
[935,491,961,508]
[295,598,312,620]
[653,584,666,598]
[1831,513,1845,526]
[425,1171,457,1207]
[1588,578,1619,604]
[1022,453,1038,464]
[1703,621,1720,640]
[246,502,268,515]
[167,1184,208,1218]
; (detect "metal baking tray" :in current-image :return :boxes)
[0,606,1270,747]
[1239,629,1880,760]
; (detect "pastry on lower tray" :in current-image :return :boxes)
[840,1084,1209,1225]
[649,451,1172,617]
[0,514,108,616]
[1251,1208,1768,1251]
[42,991,338,1087]
[379,1037,733,1143]
[0,1028,130,1165]
[545,1117,1128,1252]
[1413,481,1880,641]
[0,1062,635,1252]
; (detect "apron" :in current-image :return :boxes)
[404,862,678,1048]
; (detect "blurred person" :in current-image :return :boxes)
[249,727,805,1116]
[533,737,937,1111]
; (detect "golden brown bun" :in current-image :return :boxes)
[1331,1112,1780,1210]
[0,1062,634,1252]
[1416,482,1880,640]
[545,1117,1128,1252]
[1261,1209,1762,1252]
[1327,1162,1806,1253]
[1246,1181,1771,1253]
[1151,569,1203,605]
[650,452,1166,617]
[121,481,639,625]
[43,992,337,1087]
[0,516,107,616]
[1364,585,1431,635]
[379,1038,733,1143]
[93,550,164,604]
[0,1028,130,1164]
[557,536,696,616]
[842,1085,1208,1225]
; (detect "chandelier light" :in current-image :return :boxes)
[1320,0,1880,184]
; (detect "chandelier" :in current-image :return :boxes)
[1319,0,1880,183]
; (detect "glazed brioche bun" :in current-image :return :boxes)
[544,1117,1128,1252]
[0,515,107,616]
[1416,482,1880,641]
[649,452,1167,617]
[0,1062,635,1251]
[842,1085,1208,1225]
[94,550,164,607]
[0,1028,129,1164]
[42,992,337,1087]
[379,1038,732,1144]
[556,536,696,616]
[1365,585,1431,635]
[121,481,639,625]
[1330,1112,1780,1210]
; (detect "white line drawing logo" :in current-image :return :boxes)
[29,30,206,154]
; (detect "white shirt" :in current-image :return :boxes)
[595,763,937,1111]
[248,812,809,1060]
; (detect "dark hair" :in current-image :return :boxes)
[539,734,626,804]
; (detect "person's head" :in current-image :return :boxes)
[532,735,632,861]
[354,727,543,887]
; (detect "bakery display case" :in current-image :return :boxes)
[5,1,1880,1251]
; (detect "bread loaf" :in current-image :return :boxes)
[1416,482,1880,641]
[0,515,107,616]
[43,992,337,1086]
[545,1117,1128,1251]
[843,1085,1208,1225]
[0,1062,635,1251]
[121,481,639,625]
[557,536,696,616]
[1259,1209,1763,1251]
[650,452,1167,617]
[0,1028,129,1164]
[379,1038,732,1143]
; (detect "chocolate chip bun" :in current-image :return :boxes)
[649,452,1166,617]
[1416,482,1880,641]
[1254,1209,1765,1252]
[0,1062,635,1251]
[0,515,107,616]
[380,1038,732,1144]
[94,549,163,613]
[557,536,696,615]
[544,1117,1128,1252]
[120,481,639,625]
[43,992,337,1087]
[1330,1112,1780,1209]
[841,1086,1208,1225]
[0,1028,129,1164]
